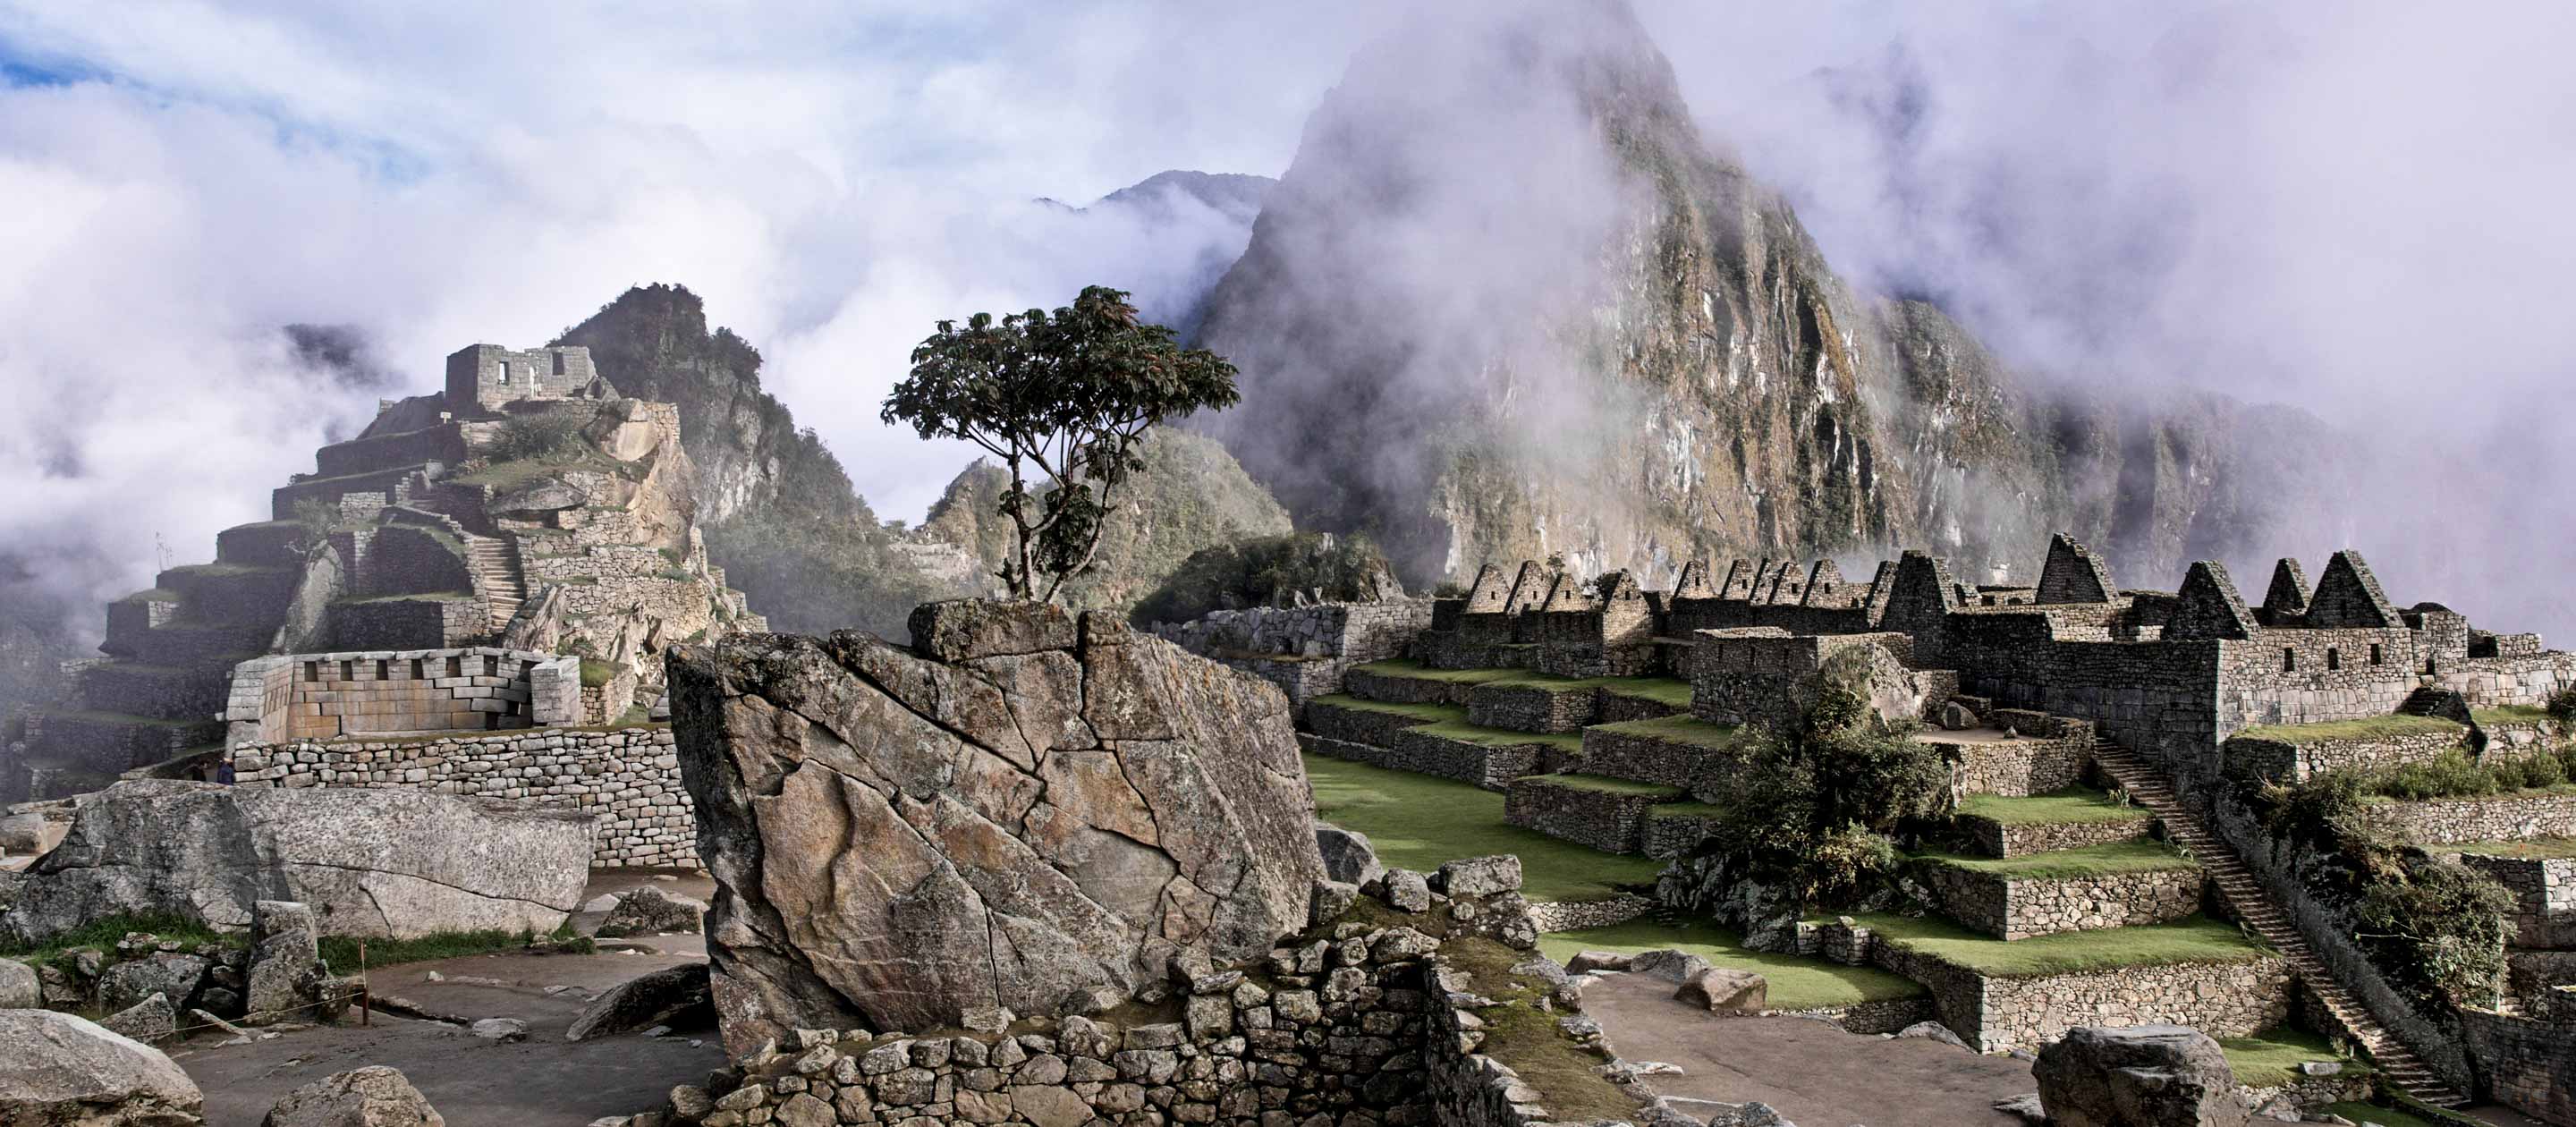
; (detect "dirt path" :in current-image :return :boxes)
[175,870,724,1126]
[1580,971,2034,1127]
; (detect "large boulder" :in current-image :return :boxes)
[667,605,1328,1053]
[565,962,715,1041]
[2034,1025,2250,1127]
[261,1065,444,1126]
[1,780,592,943]
[596,886,705,937]
[0,1008,205,1125]
[244,901,348,1028]
[0,958,38,1008]
[1315,823,1384,887]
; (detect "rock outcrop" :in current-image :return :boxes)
[666,600,1326,1052]
[595,886,705,938]
[1,780,592,943]
[0,1008,205,1126]
[565,962,715,1042]
[2034,1024,2250,1127]
[260,1065,444,1126]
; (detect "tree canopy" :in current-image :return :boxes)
[883,286,1240,601]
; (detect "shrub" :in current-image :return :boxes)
[2377,750,2498,801]
[489,408,592,463]
[2547,686,2576,723]
[2512,750,2567,790]
[2258,770,2513,1010]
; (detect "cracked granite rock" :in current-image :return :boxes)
[667,600,1327,1053]
[0,779,592,944]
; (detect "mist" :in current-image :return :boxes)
[2,0,2570,665]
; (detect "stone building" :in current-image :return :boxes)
[0,342,764,804]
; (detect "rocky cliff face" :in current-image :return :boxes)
[665,602,1325,1052]
[914,428,1293,613]
[1192,0,2350,591]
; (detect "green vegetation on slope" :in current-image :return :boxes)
[1306,695,1464,724]
[1408,720,1585,754]
[1956,788,2151,826]
[0,914,231,971]
[2448,836,2576,860]
[1345,659,1524,685]
[2233,715,2466,746]
[1913,840,2195,881]
[1304,753,1661,902]
[318,923,592,970]
[1537,919,1924,1009]
[2217,1028,2367,1089]
[1518,774,1682,799]
[1588,713,1743,750]
[1852,913,2272,978]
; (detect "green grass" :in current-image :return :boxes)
[1410,720,1587,754]
[319,923,593,970]
[1346,659,1523,685]
[2233,715,2466,746]
[1587,713,1745,750]
[0,913,233,971]
[579,658,629,689]
[1309,695,1466,724]
[1956,788,2152,826]
[1519,774,1684,799]
[1914,839,2196,881]
[2448,836,2576,860]
[1647,801,1727,819]
[1473,673,1695,709]
[1442,935,1641,1123]
[1852,913,2272,978]
[1537,919,1926,1009]
[2219,1028,2367,1088]
[2471,705,2552,726]
[1304,753,1663,902]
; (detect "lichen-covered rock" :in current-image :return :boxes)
[261,1065,444,1126]
[1315,823,1383,887]
[99,994,178,1045]
[0,780,592,943]
[0,957,38,1008]
[0,1008,204,1125]
[98,955,206,1016]
[596,886,705,937]
[566,962,714,1042]
[2034,1024,2250,1127]
[667,605,1326,1053]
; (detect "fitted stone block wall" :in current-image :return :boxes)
[1957,812,2152,858]
[2222,725,2469,784]
[1688,630,1913,727]
[1942,734,2095,798]
[1154,600,1436,711]
[1640,809,1724,860]
[331,596,492,650]
[2452,853,2576,949]
[1304,702,1441,749]
[361,525,476,598]
[230,725,691,868]
[1575,724,1749,792]
[2217,627,2424,734]
[224,647,578,741]
[1911,860,2206,940]
[1868,940,2291,1053]
[2437,653,2576,709]
[2462,1007,2576,1126]
[1466,683,1593,733]
[2368,793,2576,845]
[445,343,599,412]
[1503,777,1670,854]
[1342,666,1475,707]
[1296,733,1550,792]
[314,422,469,479]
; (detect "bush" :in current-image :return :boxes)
[2377,750,2500,801]
[2512,750,2567,790]
[2258,770,2513,1010]
[489,408,592,463]
[2547,686,2576,723]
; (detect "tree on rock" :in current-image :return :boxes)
[885,286,1240,601]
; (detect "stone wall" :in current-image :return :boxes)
[2222,725,2469,784]
[2462,1006,2576,1126]
[2452,852,2576,949]
[1955,812,2150,858]
[1640,809,1724,860]
[1868,938,2291,1053]
[1467,684,1594,734]
[1153,599,1435,714]
[221,648,578,742]
[2436,652,2576,709]
[445,343,600,412]
[1943,732,2095,799]
[1296,733,1552,792]
[330,596,491,651]
[229,725,691,869]
[2368,792,2576,845]
[610,861,1639,1127]
[1911,861,2206,940]
[1571,724,1747,792]
[1503,777,1670,854]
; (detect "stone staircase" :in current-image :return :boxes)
[462,534,527,632]
[2087,740,2472,1110]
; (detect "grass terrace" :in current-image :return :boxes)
[2470,705,2553,726]
[1345,659,1524,685]
[1536,919,1926,1010]
[1304,753,1662,902]
[1476,672,1694,708]
[1913,839,2196,882]
[1850,913,2273,978]
[2448,836,2576,860]
[2233,715,2467,745]
[1587,713,1745,750]
[1308,695,1465,724]
[1408,719,1586,755]
[1956,787,2153,826]
[1518,774,1684,798]
[2218,1028,2368,1089]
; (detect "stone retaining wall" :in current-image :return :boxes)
[1740,996,1935,1037]
[1640,809,1724,860]
[2368,792,2576,845]
[2462,1006,2576,1126]
[1467,684,1591,733]
[1867,940,2291,1053]
[1154,600,1436,712]
[2452,852,2576,950]
[1575,724,1749,792]
[2223,727,2468,784]
[1911,860,2206,940]
[1305,702,1439,748]
[1956,813,2151,858]
[230,725,691,869]
[1296,733,1549,792]
[1504,777,1669,854]
[1944,734,2094,798]
[1342,667,1474,707]
[1524,894,1654,933]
